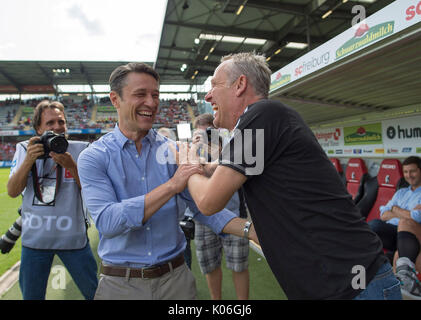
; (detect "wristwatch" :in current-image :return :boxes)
[243,221,252,239]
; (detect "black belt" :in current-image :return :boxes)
[100,254,185,279]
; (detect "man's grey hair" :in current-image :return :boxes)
[221,52,271,98]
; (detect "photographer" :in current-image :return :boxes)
[6,100,98,300]
[187,115,250,300]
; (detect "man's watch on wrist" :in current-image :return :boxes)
[243,221,252,239]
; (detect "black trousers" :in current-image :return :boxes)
[368,219,398,252]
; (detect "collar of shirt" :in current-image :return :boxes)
[113,123,157,149]
[232,107,248,134]
[410,186,421,193]
[231,99,262,134]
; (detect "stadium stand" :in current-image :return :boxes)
[0,97,200,161]
[0,142,16,161]
[0,105,17,129]
[154,99,196,129]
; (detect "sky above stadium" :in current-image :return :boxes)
[0,0,167,62]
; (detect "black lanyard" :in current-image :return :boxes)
[31,160,62,205]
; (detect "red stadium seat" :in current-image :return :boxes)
[365,159,403,222]
[330,158,343,173]
[345,158,368,203]
[329,158,346,185]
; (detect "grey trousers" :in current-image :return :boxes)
[94,262,197,300]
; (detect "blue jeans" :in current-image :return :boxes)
[353,262,402,300]
[19,243,98,300]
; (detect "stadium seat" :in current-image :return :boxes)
[364,159,403,222]
[356,175,378,219]
[329,158,346,185]
[345,158,368,203]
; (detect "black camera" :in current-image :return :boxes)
[35,130,69,159]
[0,208,22,254]
[179,216,195,240]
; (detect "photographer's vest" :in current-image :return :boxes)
[11,140,89,250]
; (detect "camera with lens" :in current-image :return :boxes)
[0,208,22,254]
[179,216,195,240]
[35,130,69,159]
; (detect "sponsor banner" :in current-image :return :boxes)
[270,0,421,93]
[0,161,13,168]
[0,128,102,136]
[19,130,35,135]
[335,22,394,60]
[344,123,382,146]
[313,127,343,148]
[0,130,19,136]
[67,128,101,135]
[316,115,421,157]
[0,85,18,93]
[383,115,421,157]
[22,85,55,93]
[270,73,291,90]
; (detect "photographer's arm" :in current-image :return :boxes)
[50,152,81,189]
[7,137,44,198]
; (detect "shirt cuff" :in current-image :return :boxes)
[379,205,390,216]
[194,208,236,237]
[121,195,145,228]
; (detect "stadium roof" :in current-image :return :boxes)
[0,0,396,94]
[0,61,145,94]
[155,0,394,85]
[269,0,421,128]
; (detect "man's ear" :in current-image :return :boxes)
[235,75,247,97]
[110,91,120,110]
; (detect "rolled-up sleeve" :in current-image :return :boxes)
[379,191,400,217]
[78,147,145,239]
[410,209,421,224]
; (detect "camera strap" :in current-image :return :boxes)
[31,161,62,205]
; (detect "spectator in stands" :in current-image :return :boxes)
[6,100,98,300]
[188,114,250,300]
[368,156,421,299]
[77,62,258,300]
[175,52,401,300]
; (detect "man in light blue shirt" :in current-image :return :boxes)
[77,62,257,300]
[368,156,421,299]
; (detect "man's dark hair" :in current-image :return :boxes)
[109,62,160,98]
[403,156,421,169]
[33,100,66,133]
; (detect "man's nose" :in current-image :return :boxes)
[52,122,64,133]
[52,123,61,131]
[204,91,212,102]
[144,94,156,107]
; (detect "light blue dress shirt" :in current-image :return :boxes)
[78,125,236,267]
[379,186,421,226]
